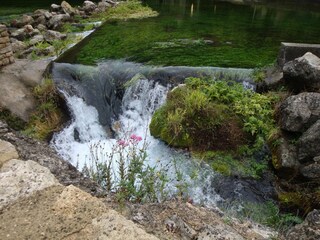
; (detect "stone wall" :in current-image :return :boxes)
[0,24,14,67]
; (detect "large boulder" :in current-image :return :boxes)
[97,1,112,12]
[10,38,27,53]
[297,120,320,163]
[10,28,27,41]
[50,3,62,13]
[11,15,34,28]
[0,180,159,239]
[44,30,67,42]
[47,14,71,30]
[33,15,47,26]
[33,9,52,20]
[0,140,19,167]
[83,1,97,14]
[272,138,299,178]
[283,52,320,92]
[29,34,44,46]
[301,163,320,179]
[280,92,320,132]
[286,209,320,240]
[61,1,77,16]
[0,159,61,210]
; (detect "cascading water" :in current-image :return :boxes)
[51,60,263,206]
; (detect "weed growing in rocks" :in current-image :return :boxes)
[23,78,66,140]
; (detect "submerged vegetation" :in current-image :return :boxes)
[150,77,277,177]
[60,0,320,67]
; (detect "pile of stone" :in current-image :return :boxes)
[271,51,320,212]
[0,25,14,67]
[4,1,116,59]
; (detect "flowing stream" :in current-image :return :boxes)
[51,60,257,206]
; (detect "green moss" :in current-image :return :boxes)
[199,151,268,178]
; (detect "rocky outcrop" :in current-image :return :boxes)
[0,146,159,240]
[286,209,320,240]
[0,25,14,67]
[283,52,320,92]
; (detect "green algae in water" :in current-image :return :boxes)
[60,0,320,68]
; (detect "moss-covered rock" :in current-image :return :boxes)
[150,78,278,178]
[150,83,246,151]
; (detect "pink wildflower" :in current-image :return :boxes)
[117,139,128,147]
[130,134,143,142]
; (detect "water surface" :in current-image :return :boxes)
[59,0,320,67]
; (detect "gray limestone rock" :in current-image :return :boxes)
[298,120,320,162]
[44,30,67,42]
[0,159,61,210]
[280,92,320,132]
[283,52,320,92]
[0,140,19,167]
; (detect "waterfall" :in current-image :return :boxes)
[51,60,256,206]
